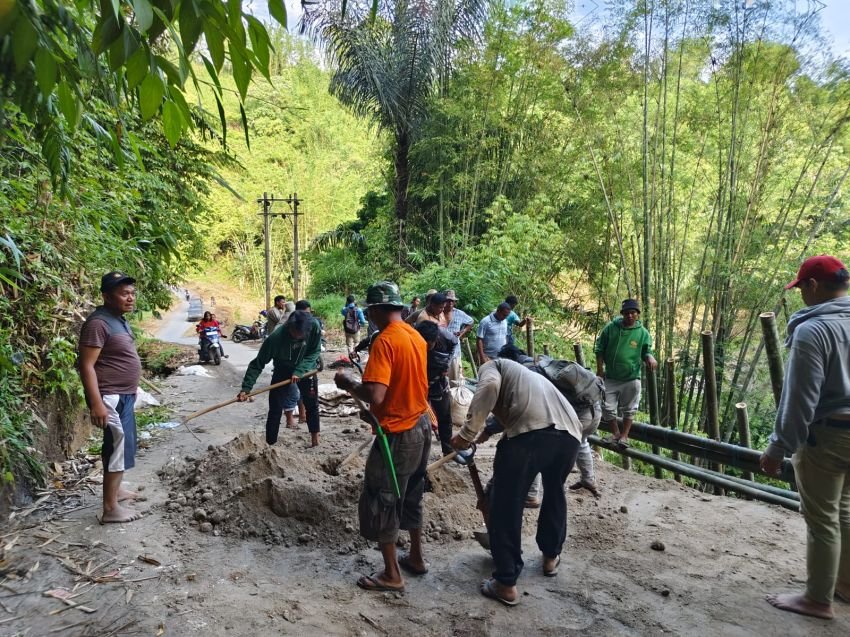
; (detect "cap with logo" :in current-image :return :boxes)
[366,281,405,307]
[620,298,640,314]
[443,289,458,301]
[784,255,848,290]
[100,271,136,292]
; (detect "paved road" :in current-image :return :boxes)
[155,294,269,383]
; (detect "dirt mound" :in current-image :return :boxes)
[160,432,490,548]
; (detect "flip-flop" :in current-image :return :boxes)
[480,578,518,606]
[96,511,141,525]
[543,555,561,577]
[398,554,429,576]
[357,573,405,593]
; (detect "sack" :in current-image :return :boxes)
[449,384,474,427]
[343,306,361,334]
[537,355,605,407]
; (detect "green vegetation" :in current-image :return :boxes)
[2,0,849,495]
[307,0,850,454]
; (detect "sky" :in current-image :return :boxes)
[248,1,850,59]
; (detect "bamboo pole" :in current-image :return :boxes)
[573,342,585,367]
[645,365,663,479]
[464,339,478,378]
[589,436,799,511]
[735,402,754,482]
[525,317,535,360]
[759,312,784,408]
[665,358,681,482]
[701,330,722,494]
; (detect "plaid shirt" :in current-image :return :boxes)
[446,308,474,360]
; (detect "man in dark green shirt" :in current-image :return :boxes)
[594,299,657,446]
[237,310,321,443]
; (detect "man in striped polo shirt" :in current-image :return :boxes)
[78,271,143,524]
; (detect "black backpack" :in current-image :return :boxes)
[343,306,361,334]
[536,355,605,407]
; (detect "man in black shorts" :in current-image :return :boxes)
[78,271,143,524]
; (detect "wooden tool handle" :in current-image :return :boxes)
[338,436,374,470]
[181,369,320,426]
[427,451,458,473]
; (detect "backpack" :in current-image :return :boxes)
[343,306,361,334]
[536,355,605,407]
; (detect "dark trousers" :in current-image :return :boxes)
[297,374,320,434]
[429,389,453,455]
[266,367,298,444]
[489,428,579,587]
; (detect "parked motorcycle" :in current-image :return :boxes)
[198,326,223,365]
[231,318,266,343]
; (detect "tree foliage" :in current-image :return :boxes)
[0,0,286,190]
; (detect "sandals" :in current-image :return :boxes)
[543,555,561,577]
[398,554,428,576]
[480,578,519,606]
[357,572,405,593]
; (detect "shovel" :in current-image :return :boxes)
[465,447,491,551]
[178,369,320,440]
[428,444,491,551]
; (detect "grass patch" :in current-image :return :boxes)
[136,337,196,375]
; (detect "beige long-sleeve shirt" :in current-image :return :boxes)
[459,358,583,443]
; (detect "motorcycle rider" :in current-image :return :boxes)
[196,312,224,361]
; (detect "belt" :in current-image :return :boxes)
[822,417,850,429]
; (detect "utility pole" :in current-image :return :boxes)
[291,192,300,299]
[257,192,303,310]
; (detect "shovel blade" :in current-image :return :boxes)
[473,529,491,551]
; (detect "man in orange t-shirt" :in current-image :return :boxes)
[335,281,431,593]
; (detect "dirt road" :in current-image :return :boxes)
[2,308,848,636]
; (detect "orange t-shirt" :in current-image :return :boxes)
[361,320,429,433]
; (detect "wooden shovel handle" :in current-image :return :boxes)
[181,369,320,426]
[427,451,458,473]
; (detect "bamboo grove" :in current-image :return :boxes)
[302,0,850,442]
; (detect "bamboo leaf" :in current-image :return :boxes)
[230,46,251,102]
[34,49,58,98]
[125,47,149,90]
[240,102,250,150]
[139,73,165,120]
[268,0,287,27]
[91,13,122,55]
[132,0,154,32]
[56,82,81,129]
[204,23,225,71]
[162,99,184,147]
[179,0,203,56]
[11,14,37,72]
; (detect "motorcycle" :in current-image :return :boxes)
[231,317,266,343]
[198,326,223,365]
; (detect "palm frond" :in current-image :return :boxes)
[309,228,367,252]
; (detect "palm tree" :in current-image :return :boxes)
[301,0,487,262]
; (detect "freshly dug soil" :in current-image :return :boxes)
[163,431,496,548]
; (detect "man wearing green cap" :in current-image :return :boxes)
[335,281,431,593]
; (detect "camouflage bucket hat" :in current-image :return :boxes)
[366,281,405,307]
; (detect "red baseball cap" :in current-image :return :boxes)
[784,255,847,289]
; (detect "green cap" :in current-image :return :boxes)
[366,281,405,307]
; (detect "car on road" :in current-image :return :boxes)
[187,298,204,322]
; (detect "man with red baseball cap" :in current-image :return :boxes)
[760,254,850,620]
